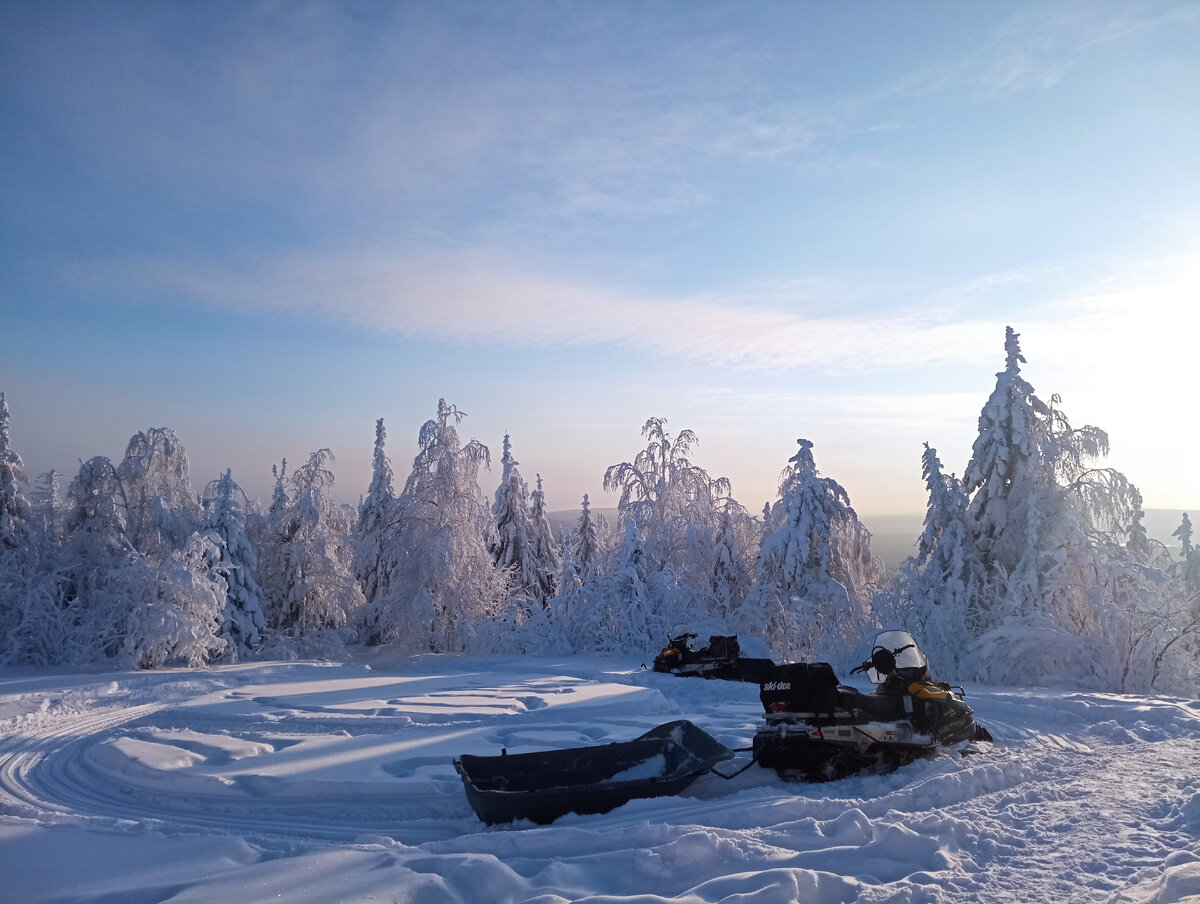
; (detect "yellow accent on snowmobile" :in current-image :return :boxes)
[908,681,954,700]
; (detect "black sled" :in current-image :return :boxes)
[454,720,733,825]
[652,630,774,683]
[752,631,992,782]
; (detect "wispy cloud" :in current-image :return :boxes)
[976,2,1196,94]
[11,0,1187,251]
[84,246,1196,378]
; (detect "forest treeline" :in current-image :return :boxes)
[1,329,1197,692]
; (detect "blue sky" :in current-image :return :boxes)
[2,1,1197,518]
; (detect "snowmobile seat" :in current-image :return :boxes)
[846,687,906,722]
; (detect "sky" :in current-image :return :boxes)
[1,0,1197,519]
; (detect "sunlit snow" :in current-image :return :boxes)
[2,652,1198,903]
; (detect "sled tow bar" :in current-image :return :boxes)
[710,746,758,780]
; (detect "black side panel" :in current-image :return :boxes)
[759,662,842,713]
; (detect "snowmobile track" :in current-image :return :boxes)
[0,699,471,843]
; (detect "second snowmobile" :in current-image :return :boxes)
[752,631,992,781]
[652,630,774,683]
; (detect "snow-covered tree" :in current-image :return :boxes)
[202,469,266,660]
[741,439,874,661]
[607,519,654,648]
[603,417,736,577]
[25,457,129,664]
[573,493,602,578]
[472,470,567,655]
[878,444,983,675]
[354,420,400,625]
[963,330,1137,626]
[528,474,562,606]
[252,459,291,625]
[711,506,754,621]
[29,470,66,553]
[1124,488,1152,560]
[488,434,540,606]
[9,428,237,668]
[0,394,34,659]
[961,327,1050,610]
[1175,513,1194,557]
[564,519,665,652]
[19,454,229,669]
[954,327,1145,685]
[0,392,32,549]
[1088,533,1186,692]
[262,449,364,641]
[65,457,131,561]
[269,459,289,520]
[360,400,503,651]
[117,533,228,669]
[1,469,69,664]
[1174,514,1200,590]
[115,427,201,560]
[602,417,753,630]
[10,428,230,668]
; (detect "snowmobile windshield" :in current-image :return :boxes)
[866,631,927,684]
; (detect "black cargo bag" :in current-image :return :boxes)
[705,635,740,658]
[759,662,842,714]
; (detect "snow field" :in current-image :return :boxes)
[1,653,1198,903]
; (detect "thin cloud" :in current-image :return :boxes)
[977,2,1193,94]
[70,249,1032,372]
[84,243,1196,384]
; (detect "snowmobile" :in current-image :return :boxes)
[752,630,992,781]
[652,629,774,683]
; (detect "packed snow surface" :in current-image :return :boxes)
[1,653,1198,903]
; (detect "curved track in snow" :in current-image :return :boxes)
[0,701,167,822]
[0,686,478,843]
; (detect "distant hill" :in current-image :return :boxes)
[548,508,618,537]
[860,509,1191,572]
[550,508,1193,573]
[858,513,923,571]
[1144,508,1192,550]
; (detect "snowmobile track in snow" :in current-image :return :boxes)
[0,700,472,843]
